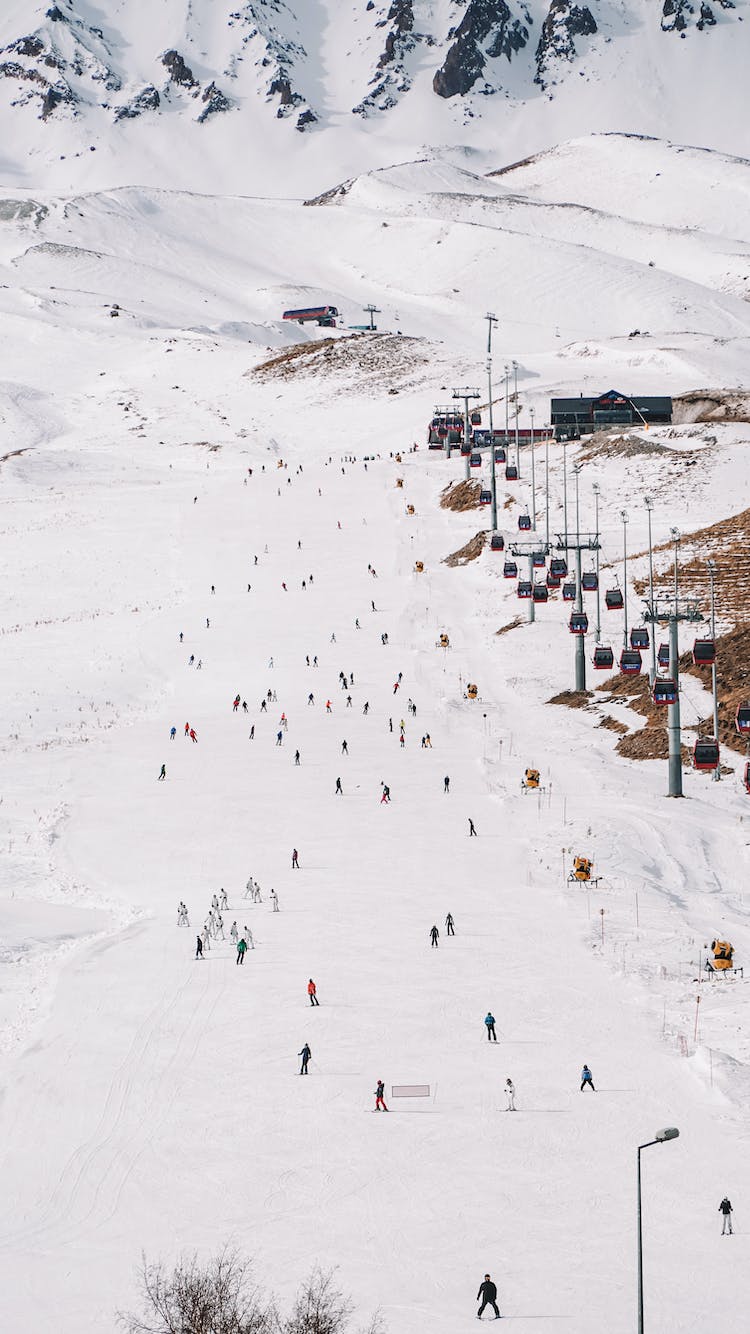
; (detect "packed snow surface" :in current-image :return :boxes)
[0,132,749,1332]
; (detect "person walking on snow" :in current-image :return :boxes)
[393,682,400,694]
[220,888,228,911]
[381,783,390,804]
[477,1274,500,1320]
[341,740,348,755]
[276,731,283,746]
[295,750,301,765]
[157,764,166,781]
[195,935,204,959]
[580,1064,596,1092]
[236,937,247,965]
[292,849,300,869]
[375,1080,388,1112]
[485,1012,497,1042]
[469,818,477,836]
[444,775,450,793]
[719,1198,733,1234]
[446,912,455,936]
[271,889,279,912]
[430,925,439,948]
[230,921,238,944]
[505,1078,516,1111]
[335,777,343,795]
[308,979,319,1006]
[170,727,176,740]
[299,1043,311,1075]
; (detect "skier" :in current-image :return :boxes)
[444,775,450,793]
[276,731,283,746]
[393,681,400,694]
[308,978,319,1006]
[201,925,211,951]
[230,921,238,944]
[469,818,477,837]
[299,1043,311,1075]
[476,1274,500,1320]
[236,937,248,965]
[295,750,300,765]
[505,1078,516,1111]
[381,783,391,804]
[249,724,255,740]
[292,848,299,869]
[719,1198,733,1234]
[580,1064,596,1092]
[485,1012,497,1042]
[375,1079,388,1112]
[271,889,279,912]
[363,702,369,715]
[424,733,432,747]
[446,912,455,936]
[308,693,315,706]
[430,925,439,948]
[220,888,228,911]
[335,777,343,795]
[170,727,176,740]
[244,877,253,899]
[157,764,166,781]
[245,926,255,949]
[195,935,204,959]
[189,728,197,743]
[341,740,348,755]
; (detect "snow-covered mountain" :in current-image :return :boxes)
[0,0,747,194]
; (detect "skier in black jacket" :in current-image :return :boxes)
[719,1197,733,1234]
[477,1274,500,1319]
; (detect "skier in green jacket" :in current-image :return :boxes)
[236,937,248,965]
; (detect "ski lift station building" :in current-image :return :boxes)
[550,389,673,440]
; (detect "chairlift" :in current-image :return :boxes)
[490,533,505,552]
[692,638,716,666]
[630,627,649,649]
[517,580,532,599]
[479,489,492,505]
[532,583,549,603]
[569,612,588,635]
[503,559,518,578]
[652,677,677,705]
[532,551,546,569]
[467,683,478,700]
[562,582,576,602]
[619,648,642,675]
[406,504,415,515]
[414,560,424,573]
[494,447,506,463]
[581,570,598,592]
[546,570,561,590]
[460,439,472,456]
[657,642,670,668]
[693,738,719,771]
[550,558,568,578]
[518,514,531,531]
[523,768,541,790]
[447,429,461,444]
[735,704,750,735]
[470,410,482,426]
[470,452,482,468]
[744,761,750,793]
[605,588,624,610]
[593,645,614,670]
[505,464,518,481]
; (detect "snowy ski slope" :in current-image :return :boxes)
[0,133,750,1331]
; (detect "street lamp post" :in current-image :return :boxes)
[707,559,720,781]
[638,1127,679,1334]
[530,406,537,531]
[486,313,498,532]
[621,510,629,647]
[513,359,520,477]
[644,496,657,686]
[562,440,569,550]
[545,432,551,549]
[667,528,683,798]
[593,482,601,643]
[504,364,510,444]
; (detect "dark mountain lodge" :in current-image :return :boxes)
[550,389,673,439]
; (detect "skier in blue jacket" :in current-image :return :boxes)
[580,1064,595,1091]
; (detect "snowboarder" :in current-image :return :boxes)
[308,978,319,1006]
[236,937,247,965]
[476,1274,500,1320]
[299,1043,311,1075]
[444,775,450,793]
[292,848,299,869]
[446,912,455,936]
[157,764,166,781]
[485,1013,497,1042]
[195,935,204,959]
[430,925,439,948]
[375,1080,388,1112]
[505,1078,516,1111]
[469,818,477,837]
[335,777,343,795]
[719,1198,733,1234]
[580,1064,595,1092]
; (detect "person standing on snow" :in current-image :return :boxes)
[271,889,279,912]
[295,749,301,765]
[220,888,228,911]
[430,925,439,948]
[580,1064,596,1092]
[469,818,478,837]
[236,937,248,965]
[375,1080,388,1112]
[505,1078,516,1111]
[444,776,450,793]
[170,727,176,740]
[308,978,319,1006]
[446,912,455,936]
[299,1043,311,1075]
[292,848,300,869]
[230,921,238,944]
[485,1012,497,1042]
[341,739,348,755]
[335,777,343,795]
[476,1274,500,1320]
[719,1198,733,1234]
[195,935,204,959]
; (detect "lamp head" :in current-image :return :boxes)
[655,1127,679,1142]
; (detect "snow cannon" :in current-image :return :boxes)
[438,633,450,649]
[395,453,402,463]
[415,560,424,574]
[406,504,415,515]
[523,768,540,790]
[467,683,478,700]
[571,856,593,883]
[396,478,404,488]
[711,940,734,971]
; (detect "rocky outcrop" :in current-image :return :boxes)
[433,0,531,100]
[197,81,231,123]
[534,0,597,90]
[114,85,160,121]
[0,12,119,119]
[661,0,732,29]
[353,0,425,117]
[161,50,198,88]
